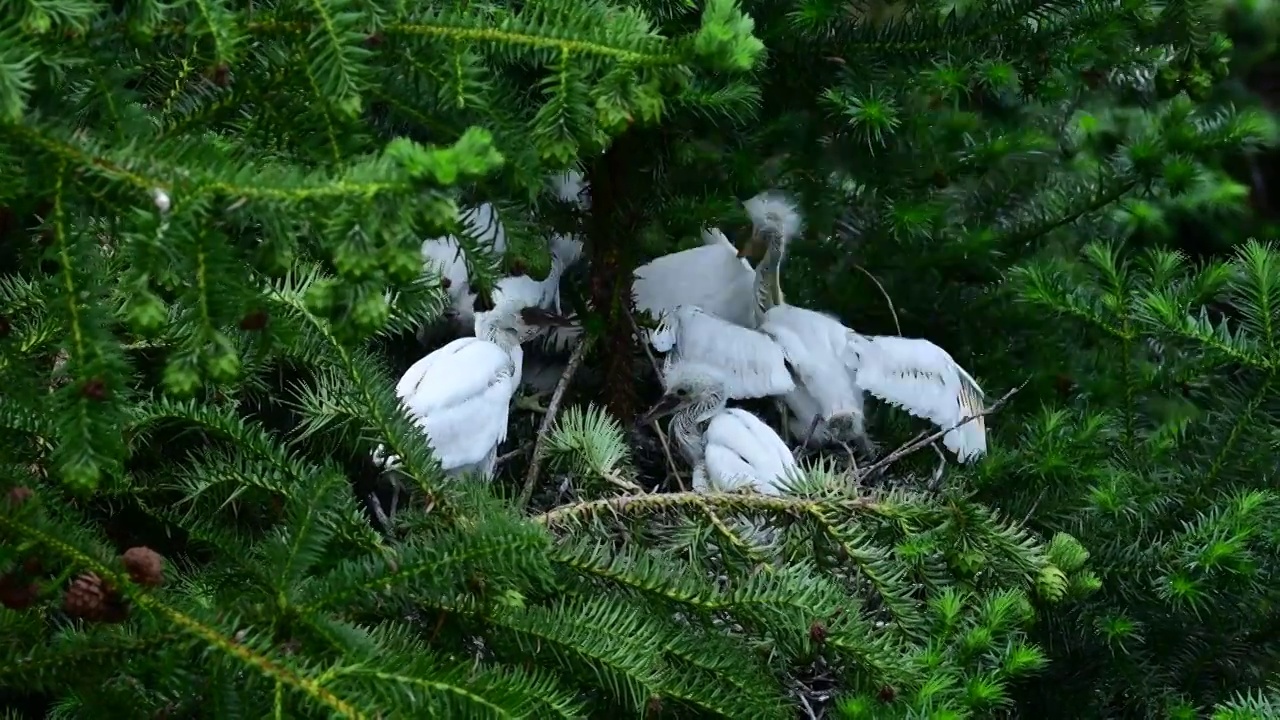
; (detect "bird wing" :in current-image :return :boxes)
[845,334,987,462]
[703,409,795,495]
[761,306,863,419]
[663,306,794,399]
[399,339,517,470]
[701,228,754,271]
[632,243,756,326]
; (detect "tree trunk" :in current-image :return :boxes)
[585,132,647,422]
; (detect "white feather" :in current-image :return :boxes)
[390,337,520,477]
[699,408,797,495]
[743,191,802,241]
[552,171,590,209]
[419,202,508,332]
[650,305,794,399]
[845,334,987,463]
[632,242,756,327]
[759,305,866,428]
[656,361,799,496]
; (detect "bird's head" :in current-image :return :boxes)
[516,306,574,341]
[637,360,725,426]
[737,191,801,260]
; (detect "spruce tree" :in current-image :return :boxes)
[0,1,1270,719]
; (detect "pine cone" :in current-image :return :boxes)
[0,573,39,610]
[121,546,165,587]
[239,309,268,331]
[64,572,107,620]
[809,621,827,644]
[5,486,33,507]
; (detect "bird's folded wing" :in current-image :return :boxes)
[632,244,756,326]
[705,410,792,495]
[846,334,987,462]
[762,309,863,419]
[702,445,764,494]
[666,306,794,399]
[400,339,509,418]
[418,369,516,470]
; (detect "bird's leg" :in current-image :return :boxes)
[926,442,947,493]
[386,473,402,518]
[839,441,860,478]
[514,389,551,413]
[801,414,823,449]
[776,400,792,444]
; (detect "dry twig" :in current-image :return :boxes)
[858,379,1028,481]
[496,441,534,467]
[518,339,592,510]
[624,306,685,490]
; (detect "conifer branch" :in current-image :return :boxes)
[0,515,373,719]
[536,490,883,527]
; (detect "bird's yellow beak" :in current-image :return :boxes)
[736,230,764,260]
[636,393,682,427]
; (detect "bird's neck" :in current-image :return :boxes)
[670,409,705,466]
[753,232,787,322]
[477,317,520,352]
[670,393,726,463]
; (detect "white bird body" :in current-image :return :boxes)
[392,336,521,478]
[420,203,507,323]
[648,304,794,400]
[644,360,799,496]
[760,305,866,425]
[632,229,756,327]
[377,304,550,480]
[845,334,987,462]
[695,408,795,495]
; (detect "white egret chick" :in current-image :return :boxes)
[374,304,571,480]
[648,304,795,400]
[638,360,801,495]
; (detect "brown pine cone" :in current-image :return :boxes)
[5,486,33,507]
[0,573,39,610]
[64,572,107,620]
[121,546,165,588]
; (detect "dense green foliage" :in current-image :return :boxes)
[1,0,1279,718]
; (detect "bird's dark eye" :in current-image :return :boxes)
[675,388,688,397]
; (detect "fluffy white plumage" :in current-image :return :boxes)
[649,360,799,496]
[760,305,867,428]
[845,333,987,462]
[375,304,544,480]
[743,192,803,244]
[632,231,756,327]
[648,304,795,399]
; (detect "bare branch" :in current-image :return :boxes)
[518,338,592,510]
[623,305,685,490]
[858,379,1028,481]
[496,441,534,468]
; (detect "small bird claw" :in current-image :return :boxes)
[514,392,550,414]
